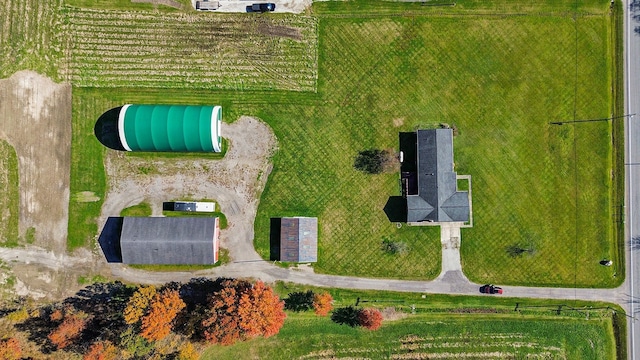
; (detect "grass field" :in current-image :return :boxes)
[253,1,620,286]
[201,284,620,360]
[0,141,20,247]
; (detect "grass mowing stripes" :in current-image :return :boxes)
[252,6,618,286]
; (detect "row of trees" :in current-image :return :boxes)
[284,290,383,330]
[2,281,386,359]
[3,278,287,359]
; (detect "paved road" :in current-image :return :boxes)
[626,0,640,358]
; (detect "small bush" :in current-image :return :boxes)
[506,243,535,258]
[330,306,361,327]
[354,149,394,174]
[358,308,383,330]
[284,290,315,312]
[381,238,409,255]
[312,292,333,316]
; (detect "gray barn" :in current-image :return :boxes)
[120,217,220,265]
[280,217,318,262]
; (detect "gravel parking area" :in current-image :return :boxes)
[191,0,312,13]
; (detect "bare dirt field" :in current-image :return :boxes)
[0,71,71,252]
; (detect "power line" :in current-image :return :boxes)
[549,113,635,125]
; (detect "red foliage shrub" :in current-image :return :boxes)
[357,308,383,330]
[312,292,333,316]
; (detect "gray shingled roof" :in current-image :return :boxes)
[406,129,469,222]
[121,217,217,264]
[280,217,318,262]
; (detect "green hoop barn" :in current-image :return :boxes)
[95,104,222,153]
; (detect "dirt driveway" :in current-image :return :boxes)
[99,116,278,263]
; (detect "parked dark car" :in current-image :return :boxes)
[247,3,275,12]
[479,284,503,294]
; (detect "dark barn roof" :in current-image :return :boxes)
[280,217,318,262]
[406,129,469,223]
[121,217,217,264]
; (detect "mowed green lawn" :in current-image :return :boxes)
[254,3,619,286]
[201,285,619,360]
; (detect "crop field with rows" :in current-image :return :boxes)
[0,0,65,78]
[62,7,318,91]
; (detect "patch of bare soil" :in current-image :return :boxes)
[257,23,303,41]
[0,71,71,252]
[381,306,408,321]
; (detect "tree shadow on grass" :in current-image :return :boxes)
[98,217,123,263]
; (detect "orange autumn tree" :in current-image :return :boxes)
[48,310,89,349]
[201,279,286,345]
[0,338,22,360]
[312,292,333,316]
[140,288,186,341]
[237,281,286,338]
[83,340,119,360]
[357,308,383,330]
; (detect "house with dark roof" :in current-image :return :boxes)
[400,129,470,224]
[120,217,220,265]
[279,217,318,262]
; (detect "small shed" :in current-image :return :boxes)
[120,217,220,265]
[280,217,318,262]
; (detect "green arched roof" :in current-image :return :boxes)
[119,104,222,152]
